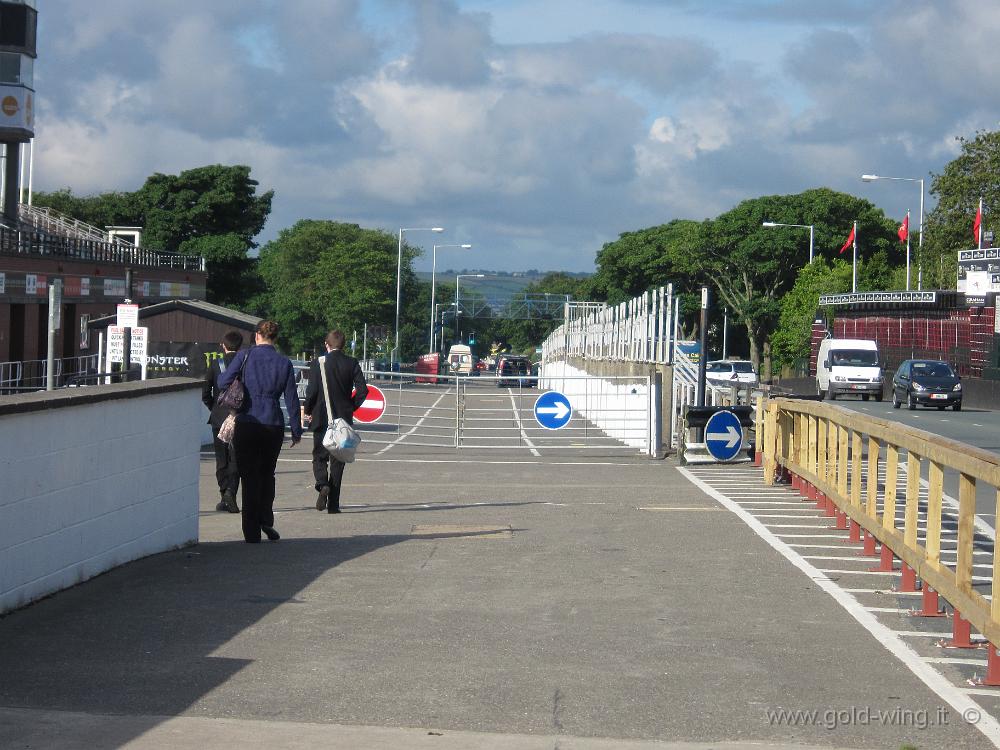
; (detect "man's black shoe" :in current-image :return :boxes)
[222,490,239,514]
[215,501,227,512]
[327,506,341,514]
[316,486,330,511]
[261,525,280,541]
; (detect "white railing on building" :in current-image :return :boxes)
[542,285,674,364]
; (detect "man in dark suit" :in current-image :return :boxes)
[303,330,369,513]
[201,330,244,513]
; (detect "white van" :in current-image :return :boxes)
[447,344,475,375]
[816,338,883,401]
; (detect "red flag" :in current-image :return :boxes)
[839,225,855,254]
[897,214,908,244]
[974,204,982,243]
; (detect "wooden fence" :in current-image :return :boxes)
[759,397,1000,680]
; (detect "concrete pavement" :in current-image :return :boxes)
[0,440,993,749]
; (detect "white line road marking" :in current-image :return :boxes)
[926,657,988,665]
[843,588,921,596]
[865,607,912,613]
[677,466,1000,747]
[507,388,540,457]
[376,389,453,455]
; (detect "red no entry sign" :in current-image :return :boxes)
[354,384,386,423]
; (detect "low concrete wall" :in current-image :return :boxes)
[0,378,203,614]
[774,375,1000,411]
[542,356,672,454]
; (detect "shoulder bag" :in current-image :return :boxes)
[319,355,361,463]
[216,349,251,412]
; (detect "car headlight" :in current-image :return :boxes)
[953,383,962,392]
[834,375,846,382]
[912,382,927,391]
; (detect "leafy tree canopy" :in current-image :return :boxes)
[33,165,272,308]
[925,129,1000,288]
[257,220,421,356]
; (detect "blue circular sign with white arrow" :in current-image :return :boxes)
[704,409,744,461]
[534,390,572,430]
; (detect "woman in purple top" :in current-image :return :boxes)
[218,320,302,543]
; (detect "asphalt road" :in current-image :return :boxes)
[0,426,991,747]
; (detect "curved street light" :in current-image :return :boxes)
[762,221,814,263]
[393,226,444,364]
[429,244,472,353]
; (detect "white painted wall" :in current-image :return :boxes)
[539,360,651,450]
[0,383,203,613]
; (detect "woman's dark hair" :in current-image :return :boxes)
[222,330,244,351]
[257,320,279,341]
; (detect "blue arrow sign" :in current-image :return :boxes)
[534,390,572,430]
[704,409,744,461]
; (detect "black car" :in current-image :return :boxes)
[496,355,532,387]
[891,359,962,411]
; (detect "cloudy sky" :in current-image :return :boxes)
[33,0,1000,272]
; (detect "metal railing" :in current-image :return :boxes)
[0,224,204,271]
[0,354,99,392]
[18,203,120,244]
[542,286,674,364]
[760,397,1000,663]
[352,371,652,454]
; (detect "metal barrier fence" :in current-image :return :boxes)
[542,285,673,364]
[355,371,653,454]
[0,354,99,392]
[0,223,204,270]
[760,397,1000,681]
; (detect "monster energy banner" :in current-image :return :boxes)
[142,342,223,378]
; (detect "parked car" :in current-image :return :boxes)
[705,359,758,388]
[892,359,962,411]
[496,355,532,387]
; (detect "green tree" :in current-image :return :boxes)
[676,189,899,379]
[257,220,419,356]
[589,220,702,305]
[137,165,272,306]
[32,165,273,309]
[770,259,853,373]
[925,129,1000,289]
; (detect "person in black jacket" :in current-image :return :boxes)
[303,330,369,513]
[202,330,244,513]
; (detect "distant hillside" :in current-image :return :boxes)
[414,270,590,299]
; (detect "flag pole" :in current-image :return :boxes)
[852,220,858,293]
[905,210,911,291]
[979,197,984,249]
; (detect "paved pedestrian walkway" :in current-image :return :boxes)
[0,443,993,748]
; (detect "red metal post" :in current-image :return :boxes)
[835,511,848,530]
[943,610,978,649]
[896,564,917,592]
[982,645,1000,686]
[861,531,877,556]
[847,520,861,544]
[871,543,896,572]
[912,586,946,617]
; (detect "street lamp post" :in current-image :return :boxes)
[861,174,925,290]
[394,226,444,366]
[455,273,485,346]
[429,243,472,353]
[762,221,814,263]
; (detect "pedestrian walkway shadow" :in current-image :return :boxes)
[0,531,487,748]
